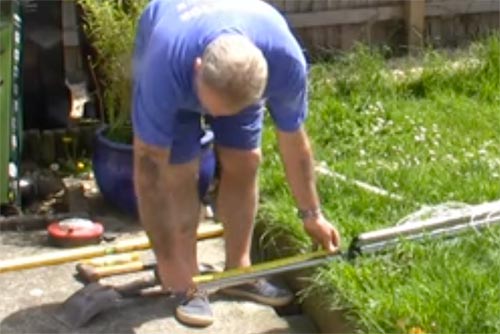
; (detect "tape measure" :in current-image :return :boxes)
[47,218,104,248]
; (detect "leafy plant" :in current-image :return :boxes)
[78,0,148,143]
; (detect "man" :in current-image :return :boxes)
[132,0,341,327]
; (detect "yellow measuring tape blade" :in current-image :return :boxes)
[193,249,335,285]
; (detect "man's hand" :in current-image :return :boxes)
[302,214,341,252]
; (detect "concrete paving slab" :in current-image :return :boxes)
[0,215,317,334]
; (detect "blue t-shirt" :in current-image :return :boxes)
[132,0,308,147]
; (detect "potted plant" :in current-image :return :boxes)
[79,0,216,215]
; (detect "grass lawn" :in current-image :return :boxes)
[256,35,500,333]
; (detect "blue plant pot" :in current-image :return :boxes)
[92,125,216,215]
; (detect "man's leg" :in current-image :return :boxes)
[133,109,214,327]
[216,147,261,269]
[133,136,200,292]
[209,105,294,307]
[134,136,214,327]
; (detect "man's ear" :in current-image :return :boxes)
[194,57,202,73]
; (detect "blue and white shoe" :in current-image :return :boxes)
[174,289,214,327]
[220,279,294,307]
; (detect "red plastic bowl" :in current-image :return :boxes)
[47,218,104,247]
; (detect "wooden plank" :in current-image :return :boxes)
[287,5,404,28]
[283,0,292,13]
[312,28,324,53]
[267,0,285,12]
[284,0,498,29]
[426,0,500,17]
[476,12,499,36]
[326,0,339,50]
[326,0,337,12]
[426,16,444,46]
[294,0,305,13]
[284,0,299,13]
[297,27,313,53]
[485,12,500,31]
[452,15,466,46]
[406,0,426,52]
[298,0,313,13]
[311,0,328,12]
[341,24,363,49]
[439,16,455,45]
[330,0,345,10]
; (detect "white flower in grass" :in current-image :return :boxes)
[445,154,459,164]
[410,67,423,77]
[478,149,488,156]
[482,139,494,148]
[392,69,405,81]
[371,126,380,134]
[356,160,367,167]
[464,152,475,159]
[469,58,481,67]
[392,145,403,153]
[414,134,426,142]
[492,172,499,179]
[487,158,500,170]
[360,149,366,157]
[450,61,462,71]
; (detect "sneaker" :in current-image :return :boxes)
[220,279,294,307]
[174,289,214,327]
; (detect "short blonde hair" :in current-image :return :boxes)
[200,34,268,111]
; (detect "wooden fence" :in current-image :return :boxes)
[266,0,500,55]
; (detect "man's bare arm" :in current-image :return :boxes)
[277,127,340,251]
[276,127,319,211]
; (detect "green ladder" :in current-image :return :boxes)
[0,0,22,206]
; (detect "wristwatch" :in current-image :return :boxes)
[297,207,322,221]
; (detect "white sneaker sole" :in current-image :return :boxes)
[175,307,214,327]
